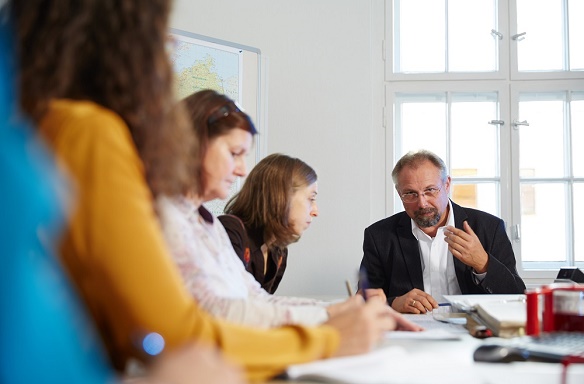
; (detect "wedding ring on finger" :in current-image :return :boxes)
[411,299,416,307]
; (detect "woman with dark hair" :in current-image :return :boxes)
[7,1,403,380]
[158,92,412,329]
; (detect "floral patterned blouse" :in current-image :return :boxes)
[156,195,329,328]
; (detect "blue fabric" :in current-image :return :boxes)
[0,21,115,384]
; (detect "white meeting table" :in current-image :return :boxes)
[270,311,584,384]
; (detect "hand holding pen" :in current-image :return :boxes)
[327,273,381,319]
[355,267,387,303]
[325,297,423,356]
[335,270,423,333]
[327,278,386,319]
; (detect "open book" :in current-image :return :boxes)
[475,299,526,338]
[444,294,526,338]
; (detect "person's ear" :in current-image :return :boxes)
[444,176,451,193]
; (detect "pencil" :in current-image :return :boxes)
[345,280,354,297]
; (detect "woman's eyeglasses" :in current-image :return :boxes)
[207,102,242,126]
[206,102,258,135]
[399,187,441,203]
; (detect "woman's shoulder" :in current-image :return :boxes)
[41,99,131,146]
[217,214,250,252]
[46,99,125,126]
[156,195,190,219]
[39,99,142,173]
[218,214,245,233]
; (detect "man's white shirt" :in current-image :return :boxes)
[411,200,461,302]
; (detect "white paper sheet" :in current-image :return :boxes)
[443,294,526,311]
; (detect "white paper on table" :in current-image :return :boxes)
[385,329,463,340]
[443,294,525,311]
[398,313,468,334]
[285,342,584,384]
[286,343,481,384]
[285,346,403,383]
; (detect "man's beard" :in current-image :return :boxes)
[413,207,441,228]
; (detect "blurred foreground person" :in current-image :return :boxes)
[0,18,113,383]
[0,17,243,384]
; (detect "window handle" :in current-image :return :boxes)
[512,32,527,41]
[512,120,529,130]
[512,224,521,242]
[488,120,504,125]
[491,29,503,40]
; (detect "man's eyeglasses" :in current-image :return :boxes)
[399,187,441,203]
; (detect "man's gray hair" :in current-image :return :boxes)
[391,149,448,188]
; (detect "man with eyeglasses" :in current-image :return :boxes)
[359,150,525,314]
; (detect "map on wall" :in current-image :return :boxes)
[169,31,244,215]
[169,33,242,102]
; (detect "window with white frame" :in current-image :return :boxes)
[386,0,584,278]
[391,90,502,217]
[512,87,584,270]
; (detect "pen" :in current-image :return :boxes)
[358,267,369,301]
[438,302,452,307]
[345,280,354,297]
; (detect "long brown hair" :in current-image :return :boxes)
[7,0,195,197]
[181,89,257,195]
[224,153,317,248]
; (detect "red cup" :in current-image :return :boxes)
[553,289,584,332]
[525,283,584,335]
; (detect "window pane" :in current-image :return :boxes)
[451,93,498,177]
[451,182,499,216]
[521,183,567,262]
[573,94,584,177]
[575,183,584,262]
[395,94,447,158]
[394,0,445,73]
[394,0,499,74]
[519,95,566,178]
[569,0,584,70]
[448,0,498,72]
[516,0,564,71]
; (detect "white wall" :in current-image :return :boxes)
[171,0,387,296]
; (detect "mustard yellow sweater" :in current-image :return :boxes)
[39,99,339,382]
